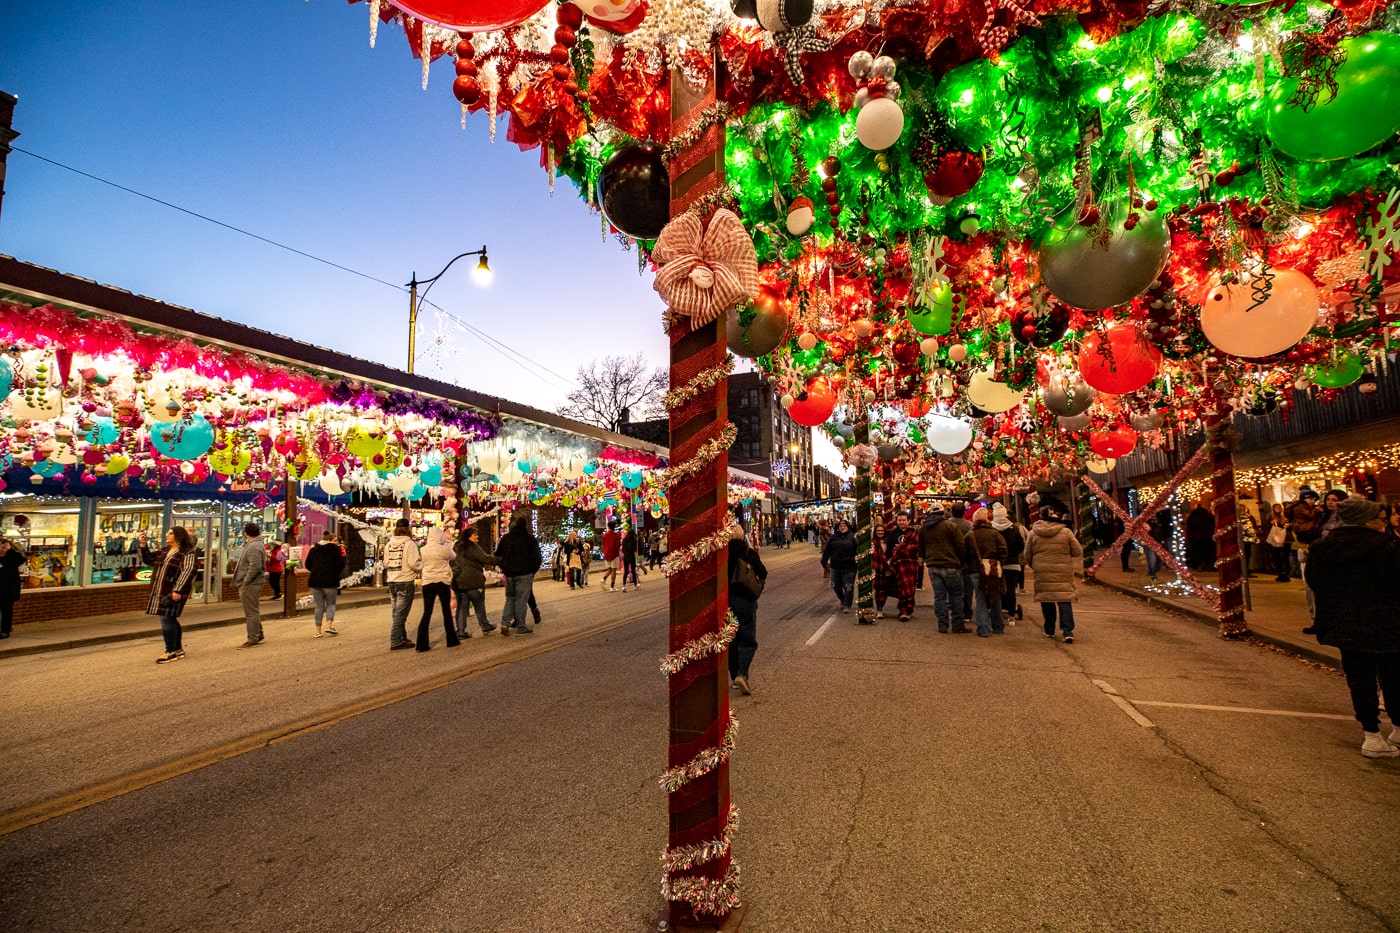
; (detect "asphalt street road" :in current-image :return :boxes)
[2,547,1397,932]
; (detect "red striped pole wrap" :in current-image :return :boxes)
[663,60,739,925]
[1208,410,1248,637]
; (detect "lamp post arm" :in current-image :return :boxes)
[405,245,487,374]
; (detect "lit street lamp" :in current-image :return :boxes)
[406,246,491,374]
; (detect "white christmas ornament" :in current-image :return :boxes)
[926,414,973,455]
[319,471,345,496]
[786,196,815,236]
[856,97,905,151]
[966,370,1025,413]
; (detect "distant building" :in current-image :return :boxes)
[618,371,817,504]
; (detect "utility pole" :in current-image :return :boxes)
[0,92,19,226]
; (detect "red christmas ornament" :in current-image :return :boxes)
[788,377,837,427]
[923,150,984,202]
[1077,325,1161,395]
[389,1,550,32]
[1088,424,1138,458]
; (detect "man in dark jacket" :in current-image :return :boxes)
[1304,497,1400,758]
[1185,500,1216,571]
[495,515,542,635]
[820,519,859,615]
[919,504,967,633]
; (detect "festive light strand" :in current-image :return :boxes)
[661,527,737,578]
[664,356,736,411]
[659,611,739,675]
[662,807,740,875]
[666,863,742,918]
[659,715,739,794]
[657,425,740,490]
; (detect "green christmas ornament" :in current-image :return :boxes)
[1267,32,1400,163]
[908,282,960,335]
[1307,352,1365,388]
[934,58,1010,151]
[791,342,826,372]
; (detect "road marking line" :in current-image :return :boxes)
[1128,700,1355,721]
[1092,679,1156,728]
[804,613,841,647]
[0,608,657,837]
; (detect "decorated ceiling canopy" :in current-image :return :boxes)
[358,0,1400,492]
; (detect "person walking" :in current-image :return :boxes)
[1303,497,1400,758]
[656,528,668,566]
[648,529,663,567]
[1264,503,1292,581]
[495,515,542,635]
[562,530,584,589]
[578,535,593,586]
[139,526,198,664]
[452,526,498,637]
[875,512,921,622]
[620,525,640,590]
[0,538,27,639]
[600,520,621,591]
[265,540,286,600]
[1023,503,1084,643]
[304,530,345,637]
[821,518,858,615]
[966,507,1008,637]
[919,503,967,633]
[551,536,566,582]
[991,503,1025,622]
[384,518,421,650]
[231,523,267,648]
[949,503,976,627]
[1318,488,1349,539]
[1185,500,1215,571]
[415,527,458,651]
[727,522,768,696]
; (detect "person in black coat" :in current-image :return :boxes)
[0,538,27,638]
[304,532,347,637]
[1304,497,1400,759]
[495,516,542,635]
[727,523,768,696]
[820,519,858,612]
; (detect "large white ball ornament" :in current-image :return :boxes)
[476,450,505,475]
[319,471,344,496]
[1200,268,1319,358]
[780,393,795,408]
[856,97,905,151]
[8,387,63,421]
[389,470,419,494]
[926,414,973,455]
[920,337,940,356]
[966,369,1026,414]
[1085,458,1112,474]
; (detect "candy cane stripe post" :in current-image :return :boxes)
[662,57,744,930]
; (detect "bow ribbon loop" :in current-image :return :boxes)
[653,209,758,327]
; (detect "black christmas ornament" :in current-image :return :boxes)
[756,0,812,31]
[597,143,670,241]
[1009,304,1070,347]
[732,0,759,19]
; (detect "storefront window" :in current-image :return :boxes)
[0,495,81,588]
[93,501,164,584]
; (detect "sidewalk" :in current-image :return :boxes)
[0,586,393,659]
[1087,559,1341,668]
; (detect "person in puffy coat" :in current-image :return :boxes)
[966,508,1008,637]
[452,526,499,637]
[1304,497,1400,759]
[821,519,858,614]
[304,531,346,637]
[415,527,459,651]
[1022,503,1084,643]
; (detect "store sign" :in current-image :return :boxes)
[98,514,158,535]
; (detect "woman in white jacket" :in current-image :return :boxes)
[415,527,459,651]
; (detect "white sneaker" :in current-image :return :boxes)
[1361,731,1399,759]
[875,611,884,619]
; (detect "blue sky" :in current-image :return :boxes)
[0,0,669,414]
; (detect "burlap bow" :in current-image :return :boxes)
[653,209,757,327]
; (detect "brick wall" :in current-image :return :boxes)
[12,576,270,627]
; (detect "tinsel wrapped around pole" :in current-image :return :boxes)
[854,414,876,623]
[661,57,740,926]
[1075,481,1096,571]
[283,471,298,620]
[1208,409,1248,638]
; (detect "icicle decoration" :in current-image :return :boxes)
[369,0,381,47]
[421,24,432,89]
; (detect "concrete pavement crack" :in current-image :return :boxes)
[823,763,867,927]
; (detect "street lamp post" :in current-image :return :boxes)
[406,246,491,374]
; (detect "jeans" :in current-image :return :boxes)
[388,581,415,646]
[928,566,964,631]
[454,587,490,635]
[1041,601,1075,637]
[830,568,855,609]
[311,587,338,627]
[1339,649,1400,733]
[502,574,533,630]
[417,582,458,650]
[160,611,183,652]
[1145,547,1163,580]
[728,592,758,680]
[239,582,263,642]
[969,573,1005,636]
[1001,568,1022,617]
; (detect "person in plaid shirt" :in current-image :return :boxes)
[875,511,922,621]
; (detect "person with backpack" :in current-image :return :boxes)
[727,522,768,696]
[991,503,1026,622]
[1023,501,1084,643]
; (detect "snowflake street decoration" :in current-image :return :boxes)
[771,458,791,479]
[1364,188,1400,282]
[418,310,461,375]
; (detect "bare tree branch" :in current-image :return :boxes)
[557,352,668,432]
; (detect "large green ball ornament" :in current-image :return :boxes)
[907,283,960,335]
[791,342,826,372]
[1308,352,1365,388]
[1267,33,1400,162]
[1040,202,1170,311]
[934,58,1009,151]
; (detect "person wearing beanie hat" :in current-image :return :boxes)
[991,503,1027,622]
[966,507,1008,636]
[1304,496,1400,758]
[874,511,921,622]
[1023,504,1084,643]
[384,518,422,650]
